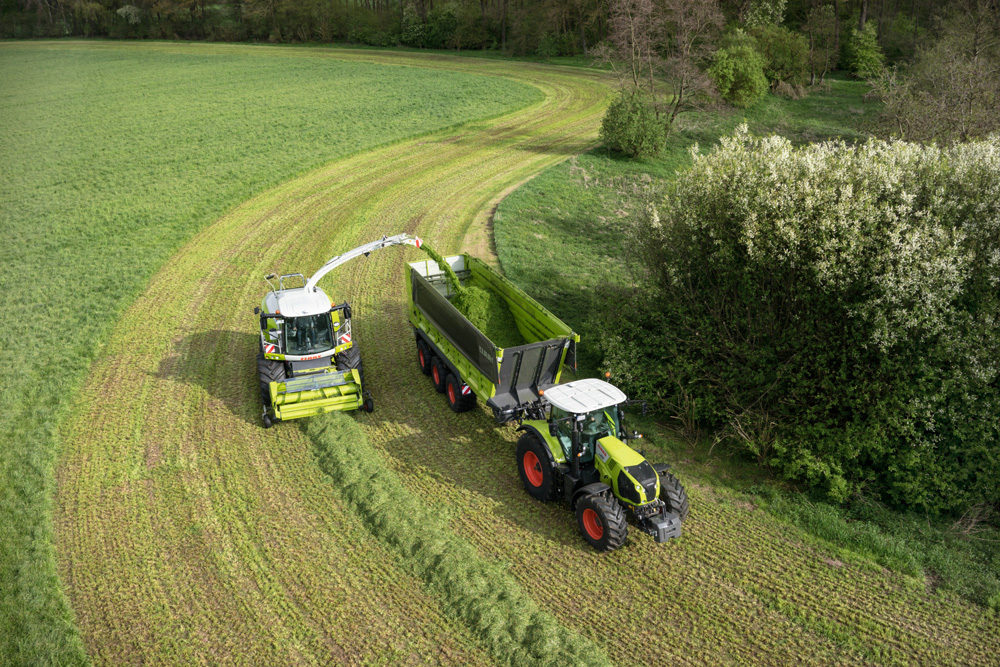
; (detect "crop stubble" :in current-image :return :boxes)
[54,45,999,667]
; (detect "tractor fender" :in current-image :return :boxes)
[652,463,672,475]
[571,482,612,509]
[517,423,566,464]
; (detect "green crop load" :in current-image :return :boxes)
[419,244,525,348]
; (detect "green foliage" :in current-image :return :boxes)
[306,413,611,667]
[605,127,1000,515]
[850,22,885,78]
[751,24,810,88]
[710,45,769,108]
[599,91,665,158]
[0,42,540,667]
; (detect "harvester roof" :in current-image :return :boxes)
[544,378,626,414]
[265,287,332,317]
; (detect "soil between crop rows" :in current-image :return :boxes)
[54,45,1000,666]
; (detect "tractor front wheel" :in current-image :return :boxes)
[257,353,286,409]
[515,433,557,501]
[576,493,627,551]
[416,339,432,376]
[335,344,364,387]
[654,465,690,521]
[445,373,476,413]
[430,356,447,394]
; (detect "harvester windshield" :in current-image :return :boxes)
[285,314,334,355]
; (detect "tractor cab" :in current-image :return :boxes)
[544,379,627,463]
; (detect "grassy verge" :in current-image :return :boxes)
[0,40,540,666]
[494,77,1000,612]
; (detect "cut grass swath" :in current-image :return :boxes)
[307,413,609,667]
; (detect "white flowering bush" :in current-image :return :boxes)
[601,126,1000,513]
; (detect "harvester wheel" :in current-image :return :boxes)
[576,493,627,551]
[445,373,476,413]
[515,433,557,501]
[335,344,364,386]
[257,353,286,406]
[430,356,447,394]
[416,339,432,376]
[654,465,690,521]
[362,395,374,413]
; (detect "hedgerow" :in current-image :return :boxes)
[600,126,1000,514]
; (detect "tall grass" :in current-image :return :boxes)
[0,41,540,666]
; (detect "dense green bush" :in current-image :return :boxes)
[599,91,665,158]
[600,127,1000,515]
[710,45,769,108]
[750,24,810,88]
[850,22,885,78]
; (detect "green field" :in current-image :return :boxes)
[4,42,999,666]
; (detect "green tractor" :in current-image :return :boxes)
[516,378,689,551]
[255,233,422,427]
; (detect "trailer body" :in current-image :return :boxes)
[406,254,579,422]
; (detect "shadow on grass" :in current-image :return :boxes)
[153,328,262,428]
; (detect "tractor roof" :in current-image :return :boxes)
[265,287,332,318]
[544,378,626,414]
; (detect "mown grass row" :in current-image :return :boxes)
[54,46,614,665]
[307,413,609,667]
[0,41,542,666]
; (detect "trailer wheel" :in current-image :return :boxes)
[654,464,690,521]
[416,339,432,376]
[516,433,557,501]
[430,356,447,394]
[445,373,476,413]
[576,493,627,551]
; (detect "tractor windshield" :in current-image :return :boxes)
[284,313,334,355]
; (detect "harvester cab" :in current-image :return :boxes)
[516,378,690,551]
[255,233,422,427]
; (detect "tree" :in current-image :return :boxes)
[849,20,884,78]
[871,0,1000,143]
[751,24,809,88]
[801,3,837,84]
[709,40,768,107]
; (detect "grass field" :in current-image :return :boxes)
[5,42,999,666]
[0,41,541,666]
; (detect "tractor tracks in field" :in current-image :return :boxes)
[53,46,1000,667]
[54,47,615,666]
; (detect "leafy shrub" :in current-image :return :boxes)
[602,126,1000,515]
[850,22,885,78]
[599,91,665,158]
[709,45,769,108]
[750,24,809,88]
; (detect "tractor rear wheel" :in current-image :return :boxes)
[430,356,447,394]
[416,339,432,376]
[336,344,364,386]
[445,373,476,413]
[654,465,690,521]
[576,493,627,551]
[515,433,557,501]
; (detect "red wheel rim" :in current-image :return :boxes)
[447,383,456,404]
[432,365,440,384]
[419,349,425,368]
[582,508,604,540]
[523,450,543,487]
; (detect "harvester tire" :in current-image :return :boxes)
[430,356,447,394]
[516,433,557,501]
[416,339,432,376]
[257,354,286,408]
[655,466,690,521]
[445,373,476,413]
[576,493,627,552]
[336,344,364,387]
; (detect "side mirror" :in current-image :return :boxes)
[548,423,558,437]
[344,305,352,320]
[254,307,260,315]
